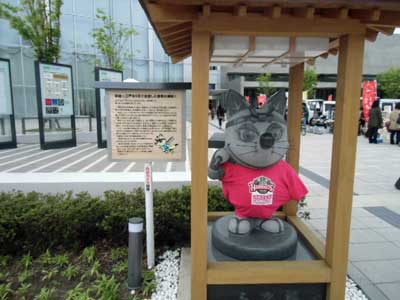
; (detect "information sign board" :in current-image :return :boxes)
[38,63,73,117]
[107,89,185,161]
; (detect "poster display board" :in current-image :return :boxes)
[0,58,17,149]
[35,61,76,150]
[107,89,185,161]
[95,67,123,148]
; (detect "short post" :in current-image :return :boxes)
[89,116,92,132]
[144,163,155,269]
[22,117,26,134]
[128,217,144,290]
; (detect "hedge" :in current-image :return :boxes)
[0,186,233,255]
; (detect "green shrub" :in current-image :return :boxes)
[0,185,231,255]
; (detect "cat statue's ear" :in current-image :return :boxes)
[265,89,287,116]
[220,89,250,118]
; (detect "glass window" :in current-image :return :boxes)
[169,63,183,82]
[61,0,73,14]
[132,0,148,27]
[75,16,94,54]
[78,89,95,116]
[113,0,130,25]
[24,87,38,116]
[154,62,168,82]
[12,86,25,117]
[132,59,148,82]
[0,20,20,45]
[76,55,96,88]
[22,49,36,86]
[133,26,148,60]
[61,15,75,52]
[95,0,110,16]
[154,37,168,62]
[0,49,23,86]
[75,0,93,17]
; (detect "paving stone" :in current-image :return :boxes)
[377,283,400,300]
[353,260,400,283]
[352,208,375,218]
[350,229,387,244]
[374,228,400,241]
[355,216,393,228]
[349,242,400,261]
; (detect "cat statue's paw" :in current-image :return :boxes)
[228,216,253,235]
[258,217,285,233]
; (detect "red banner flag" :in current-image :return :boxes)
[362,80,377,122]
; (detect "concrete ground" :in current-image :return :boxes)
[1,118,400,299]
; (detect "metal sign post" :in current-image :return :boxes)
[144,162,155,269]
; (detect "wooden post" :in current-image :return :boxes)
[191,29,210,300]
[326,34,365,300]
[285,63,304,216]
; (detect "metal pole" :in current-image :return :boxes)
[128,217,143,290]
[144,162,155,269]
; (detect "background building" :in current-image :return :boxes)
[0,0,198,118]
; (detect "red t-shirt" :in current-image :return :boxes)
[222,160,308,219]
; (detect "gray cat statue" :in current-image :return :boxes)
[209,89,308,236]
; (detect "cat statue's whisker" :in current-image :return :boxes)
[238,149,257,156]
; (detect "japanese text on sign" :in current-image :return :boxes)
[108,90,184,161]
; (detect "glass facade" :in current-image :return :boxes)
[0,0,185,117]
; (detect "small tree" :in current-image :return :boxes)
[303,68,318,98]
[91,9,137,72]
[256,73,275,96]
[0,0,63,63]
[377,67,400,98]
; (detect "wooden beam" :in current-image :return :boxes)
[208,211,286,221]
[367,25,395,35]
[234,36,255,67]
[306,58,315,66]
[326,33,365,300]
[293,7,315,19]
[235,4,247,17]
[323,7,349,19]
[164,33,190,46]
[202,4,210,17]
[159,22,191,37]
[262,37,295,68]
[350,8,381,22]
[271,5,282,19]
[169,45,191,55]
[155,22,181,31]
[362,11,400,27]
[166,38,191,50]
[191,29,210,300]
[329,48,338,55]
[287,216,325,259]
[284,62,304,217]
[146,2,198,22]
[163,30,191,43]
[170,48,191,57]
[365,28,379,42]
[194,14,366,37]
[320,52,329,59]
[171,53,191,64]
[207,260,331,284]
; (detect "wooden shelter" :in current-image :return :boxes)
[139,1,400,299]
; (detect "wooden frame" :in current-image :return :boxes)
[137,1,399,299]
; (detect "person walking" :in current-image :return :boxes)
[368,101,383,144]
[216,104,225,129]
[389,102,400,145]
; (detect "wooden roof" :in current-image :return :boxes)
[139,0,400,65]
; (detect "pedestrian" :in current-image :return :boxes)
[359,107,366,136]
[216,104,225,128]
[368,100,383,144]
[389,102,400,145]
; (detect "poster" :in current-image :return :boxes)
[0,60,12,115]
[362,80,377,122]
[99,69,122,117]
[39,63,73,117]
[108,89,185,161]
